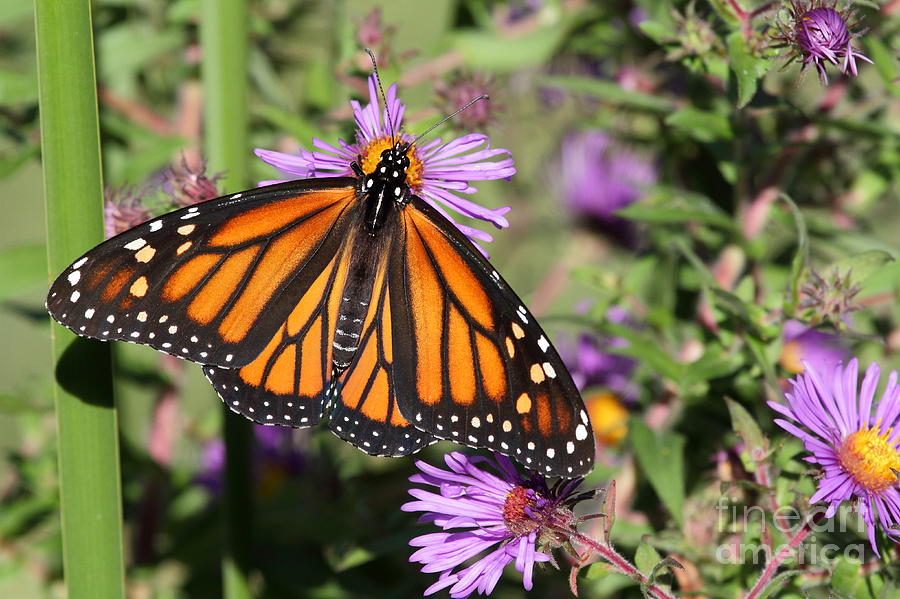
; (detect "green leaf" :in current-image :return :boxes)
[0,244,47,301]
[629,420,685,525]
[781,194,808,315]
[615,188,734,229]
[724,398,766,465]
[665,107,732,142]
[864,36,900,96]
[727,32,768,108]
[634,541,661,575]
[540,76,674,113]
[0,70,38,105]
[605,325,685,382]
[454,22,572,71]
[823,250,896,290]
[97,24,184,81]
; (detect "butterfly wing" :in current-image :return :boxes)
[390,197,595,477]
[203,226,357,427]
[47,179,358,368]
[205,218,434,455]
[327,237,435,456]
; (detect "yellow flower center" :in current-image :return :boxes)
[587,391,629,446]
[360,135,424,190]
[837,424,900,493]
[779,340,804,374]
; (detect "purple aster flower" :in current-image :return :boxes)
[779,320,850,375]
[774,1,873,85]
[562,306,638,402]
[402,452,591,598]
[254,74,515,249]
[196,425,304,497]
[768,359,900,555]
[558,130,655,243]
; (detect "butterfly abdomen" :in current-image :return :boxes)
[331,229,391,372]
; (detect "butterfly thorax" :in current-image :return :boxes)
[357,145,412,234]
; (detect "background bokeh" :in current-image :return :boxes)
[2,0,900,597]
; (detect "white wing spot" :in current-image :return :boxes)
[68,271,81,285]
[190,336,198,343]
[130,332,140,338]
[162,342,172,348]
[231,193,242,199]
[471,417,480,428]
[72,257,88,269]
[180,212,199,220]
[450,415,459,423]
[575,424,588,441]
[149,220,163,232]
[69,291,81,302]
[546,448,555,458]
[580,410,589,425]
[527,442,535,450]
[538,335,550,352]
[468,435,478,443]
[124,238,146,250]
[137,311,148,322]
[502,420,512,432]
[226,354,234,362]
[107,315,115,323]
[168,325,178,334]
[566,441,575,454]
[542,362,557,379]
[84,308,95,319]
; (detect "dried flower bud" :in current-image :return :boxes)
[104,185,152,239]
[162,156,222,208]
[435,72,497,131]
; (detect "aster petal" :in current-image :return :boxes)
[874,370,900,426]
[254,148,313,176]
[419,185,510,229]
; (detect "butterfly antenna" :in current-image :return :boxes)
[408,94,489,150]
[364,48,397,144]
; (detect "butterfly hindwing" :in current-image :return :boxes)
[328,229,435,456]
[47,179,357,368]
[389,197,595,477]
[203,230,358,426]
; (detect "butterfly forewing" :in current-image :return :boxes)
[389,197,595,477]
[47,179,357,368]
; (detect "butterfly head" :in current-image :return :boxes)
[359,142,413,232]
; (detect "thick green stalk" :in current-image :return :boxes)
[200,1,254,597]
[34,1,126,597]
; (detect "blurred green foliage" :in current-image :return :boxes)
[2,0,900,597]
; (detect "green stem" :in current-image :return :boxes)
[200,1,254,597]
[34,1,126,597]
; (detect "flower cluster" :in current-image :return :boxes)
[402,452,591,598]
[255,74,516,249]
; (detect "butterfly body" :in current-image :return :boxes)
[47,141,596,477]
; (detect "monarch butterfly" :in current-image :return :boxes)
[46,82,595,478]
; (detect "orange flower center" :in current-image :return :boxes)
[837,424,900,493]
[360,135,424,190]
[586,391,629,445]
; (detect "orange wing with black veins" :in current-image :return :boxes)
[389,197,595,477]
[46,180,358,368]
